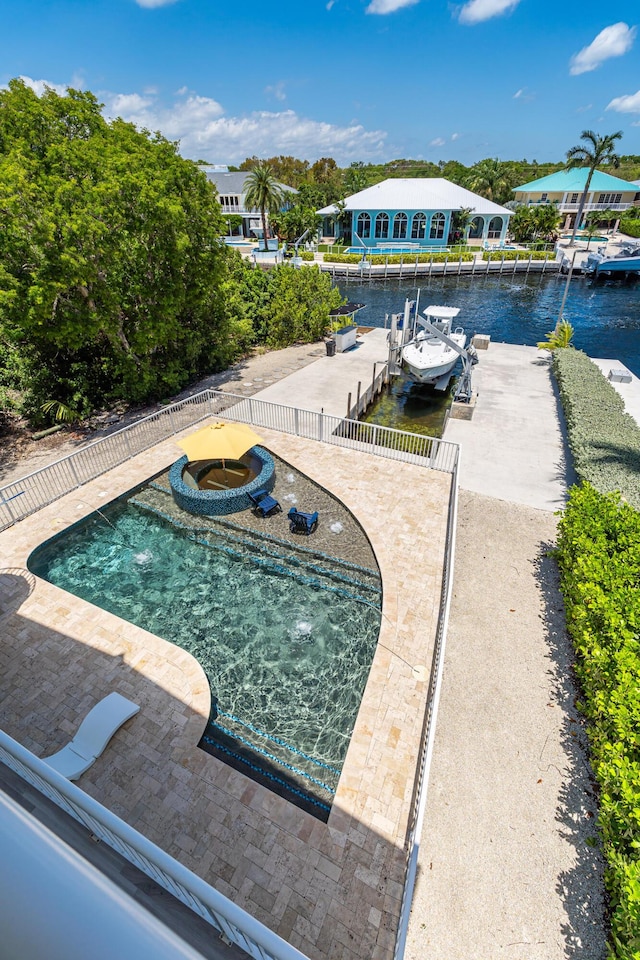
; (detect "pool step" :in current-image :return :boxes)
[129,487,381,604]
[148,474,380,585]
[202,707,339,813]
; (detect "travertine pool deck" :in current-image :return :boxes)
[0,423,451,960]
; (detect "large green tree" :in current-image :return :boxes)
[243,162,285,251]
[466,158,514,204]
[269,206,321,245]
[0,78,238,422]
[565,129,623,246]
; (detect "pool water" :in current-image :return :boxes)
[344,246,443,256]
[29,494,382,818]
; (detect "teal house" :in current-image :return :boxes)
[513,168,640,231]
[318,178,512,249]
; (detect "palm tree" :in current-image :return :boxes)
[565,130,623,246]
[243,162,285,251]
[448,206,475,245]
[466,159,513,205]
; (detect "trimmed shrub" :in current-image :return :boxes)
[552,349,640,508]
[300,251,315,261]
[323,252,474,265]
[556,484,640,959]
[481,250,552,261]
[619,219,640,239]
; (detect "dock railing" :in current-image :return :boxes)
[0,732,310,960]
[0,388,458,531]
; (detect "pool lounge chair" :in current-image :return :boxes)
[288,507,319,535]
[44,692,140,781]
[248,489,281,517]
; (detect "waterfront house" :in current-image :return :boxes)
[317,178,512,249]
[513,168,640,231]
[203,166,296,239]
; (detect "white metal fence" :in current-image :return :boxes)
[393,448,460,959]
[0,732,309,960]
[0,389,459,531]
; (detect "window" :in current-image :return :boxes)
[429,212,446,240]
[569,193,579,204]
[597,193,623,205]
[375,213,389,239]
[540,193,548,202]
[488,216,503,239]
[357,213,371,239]
[393,213,408,239]
[411,213,426,240]
[469,216,484,240]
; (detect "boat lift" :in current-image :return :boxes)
[418,320,478,402]
[387,297,478,402]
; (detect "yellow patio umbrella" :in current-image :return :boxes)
[176,421,264,464]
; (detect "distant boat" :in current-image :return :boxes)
[585,243,640,277]
[402,305,467,386]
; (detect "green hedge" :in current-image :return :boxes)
[619,219,640,239]
[556,484,640,959]
[299,251,315,261]
[552,349,640,509]
[481,249,552,261]
[324,251,474,265]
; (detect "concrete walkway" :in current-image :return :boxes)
[444,343,570,511]
[253,328,389,418]
[406,341,607,959]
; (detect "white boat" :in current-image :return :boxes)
[585,243,640,277]
[402,305,467,385]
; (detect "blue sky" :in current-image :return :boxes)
[2,0,639,166]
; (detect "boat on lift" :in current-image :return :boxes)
[402,305,467,386]
[585,243,640,277]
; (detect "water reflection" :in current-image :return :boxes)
[340,273,640,375]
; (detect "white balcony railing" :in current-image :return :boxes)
[0,732,310,960]
[525,200,632,213]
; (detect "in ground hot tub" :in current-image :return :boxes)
[169,446,275,516]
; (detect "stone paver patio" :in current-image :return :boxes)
[0,423,451,960]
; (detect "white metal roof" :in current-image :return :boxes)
[318,178,511,217]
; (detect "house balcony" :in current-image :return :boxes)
[524,200,632,213]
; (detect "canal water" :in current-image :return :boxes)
[339,273,640,436]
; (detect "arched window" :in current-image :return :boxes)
[488,216,503,239]
[429,213,446,240]
[469,216,484,240]
[411,213,426,240]
[375,213,389,239]
[357,213,371,239]
[393,213,408,239]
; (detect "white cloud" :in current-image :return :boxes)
[576,103,593,113]
[366,0,419,14]
[430,137,445,147]
[607,89,640,114]
[14,78,387,164]
[264,81,286,102]
[326,0,336,8]
[570,22,636,75]
[451,132,460,140]
[134,0,180,7]
[513,86,535,103]
[458,0,521,26]
[18,75,68,97]
[106,89,386,163]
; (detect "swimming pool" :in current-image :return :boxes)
[28,476,382,818]
[344,246,446,256]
